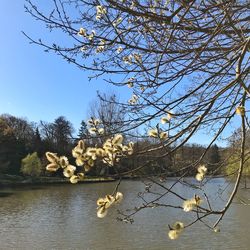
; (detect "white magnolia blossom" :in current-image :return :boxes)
[128,94,139,104]
[148,128,168,139]
[96,192,124,218]
[148,128,158,138]
[59,156,69,168]
[69,175,79,184]
[80,46,87,52]
[195,165,207,181]
[195,173,204,181]
[161,116,170,124]
[46,152,67,172]
[236,106,245,116]
[167,112,174,120]
[133,53,142,64]
[89,127,97,134]
[159,131,167,139]
[46,152,59,164]
[88,30,96,41]
[127,77,135,88]
[116,46,123,53]
[140,86,145,91]
[96,5,107,20]
[96,39,106,53]
[46,163,60,172]
[168,230,179,240]
[63,165,76,178]
[112,134,124,145]
[168,221,184,240]
[98,128,105,134]
[97,206,108,218]
[183,195,202,212]
[78,28,87,37]
[123,55,133,65]
[115,192,123,203]
[113,17,122,27]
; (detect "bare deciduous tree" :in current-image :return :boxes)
[88,93,127,136]
[40,116,74,154]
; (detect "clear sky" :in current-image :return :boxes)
[0,1,240,146]
[0,0,128,130]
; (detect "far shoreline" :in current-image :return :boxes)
[0,173,231,188]
[0,174,116,187]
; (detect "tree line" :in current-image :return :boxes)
[0,111,224,178]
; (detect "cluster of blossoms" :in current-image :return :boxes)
[88,30,96,41]
[96,192,123,218]
[133,53,142,64]
[46,152,84,184]
[78,28,87,37]
[72,140,98,172]
[195,165,207,181]
[167,164,206,239]
[80,46,87,52]
[148,128,167,140]
[96,5,107,20]
[168,169,206,240]
[160,112,173,124]
[130,1,137,9]
[147,111,174,139]
[168,221,184,240]
[45,132,132,219]
[123,55,133,65]
[46,133,134,182]
[112,17,123,27]
[77,28,96,41]
[128,94,139,104]
[72,135,133,170]
[122,53,142,65]
[125,77,146,92]
[96,39,106,53]
[88,118,104,135]
[127,77,135,88]
[183,194,202,212]
[102,134,134,166]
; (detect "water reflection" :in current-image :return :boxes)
[0,179,250,249]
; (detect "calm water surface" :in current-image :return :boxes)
[0,178,250,250]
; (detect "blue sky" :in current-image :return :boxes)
[0,1,240,146]
[0,0,127,130]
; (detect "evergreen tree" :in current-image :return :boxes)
[78,120,89,140]
[53,116,74,155]
[33,127,43,157]
[208,144,221,173]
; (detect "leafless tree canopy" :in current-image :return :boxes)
[24,0,250,235]
[88,93,127,136]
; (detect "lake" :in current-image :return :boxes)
[0,178,250,249]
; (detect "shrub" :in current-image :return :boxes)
[21,152,42,177]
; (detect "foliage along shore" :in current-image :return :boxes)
[0,174,115,187]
